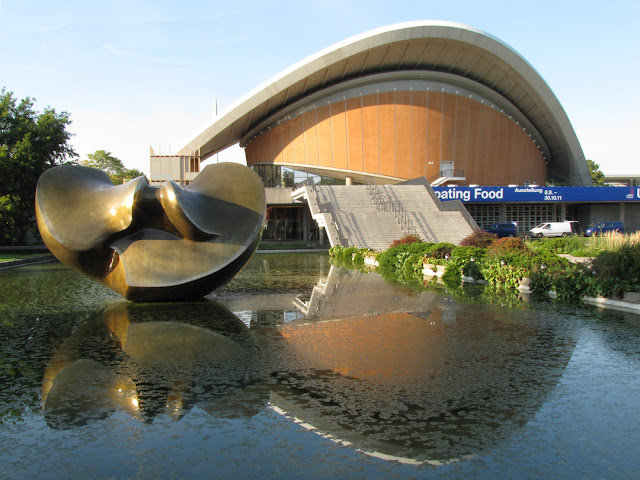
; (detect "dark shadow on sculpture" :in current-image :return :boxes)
[36,163,266,301]
[41,301,267,429]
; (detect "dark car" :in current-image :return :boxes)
[485,223,517,238]
[584,221,624,237]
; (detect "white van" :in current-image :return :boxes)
[529,221,578,238]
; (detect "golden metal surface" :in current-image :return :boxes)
[36,163,266,301]
[41,302,266,427]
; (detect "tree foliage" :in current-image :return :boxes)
[0,88,76,245]
[80,150,145,185]
[587,159,605,186]
[282,168,295,187]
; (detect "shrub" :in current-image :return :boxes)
[529,249,571,270]
[570,249,594,258]
[423,242,455,260]
[462,261,484,281]
[485,237,532,269]
[481,261,528,290]
[389,234,422,248]
[528,236,588,255]
[404,252,427,276]
[489,237,529,256]
[451,246,487,264]
[591,243,640,279]
[442,262,462,283]
[460,230,497,248]
[338,246,358,261]
[377,241,432,272]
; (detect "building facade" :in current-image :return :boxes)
[151,22,637,238]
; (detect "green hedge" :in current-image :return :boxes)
[330,237,640,302]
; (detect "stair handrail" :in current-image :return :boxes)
[316,187,350,246]
[388,201,418,237]
[364,176,385,211]
[365,177,419,237]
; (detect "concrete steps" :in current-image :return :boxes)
[311,182,476,249]
[316,185,404,250]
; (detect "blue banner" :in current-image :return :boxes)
[432,186,640,203]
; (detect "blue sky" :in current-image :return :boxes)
[1,0,638,175]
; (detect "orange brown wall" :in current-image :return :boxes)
[245,90,546,185]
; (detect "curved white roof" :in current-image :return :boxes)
[179,21,591,185]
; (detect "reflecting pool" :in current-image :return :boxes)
[1,253,640,479]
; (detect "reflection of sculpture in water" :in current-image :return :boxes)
[255,266,578,465]
[35,163,266,301]
[41,302,267,429]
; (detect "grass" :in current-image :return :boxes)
[587,231,640,252]
[0,253,50,262]
[524,232,640,257]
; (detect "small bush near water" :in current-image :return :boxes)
[389,234,422,248]
[460,230,497,248]
[330,233,640,303]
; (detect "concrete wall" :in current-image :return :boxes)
[265,187,294,205]
[150,156,183,182]
[578,203,640,234]
[150,156,199,185]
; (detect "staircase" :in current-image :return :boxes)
[296,179,476,250]
[377,184,476,245]
[315,185,404,251]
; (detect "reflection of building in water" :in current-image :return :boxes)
[293,265,440,319]
[218,253,331,326]
[252,266,578,464]
[41,302,267,429]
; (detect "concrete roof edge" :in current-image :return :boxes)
[176,21,591,185]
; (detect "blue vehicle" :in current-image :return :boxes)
[584,221,624,236]
[485,223,517,238]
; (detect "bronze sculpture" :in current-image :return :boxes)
[35,163,266,301]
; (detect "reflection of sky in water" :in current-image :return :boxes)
[1,255,640,478]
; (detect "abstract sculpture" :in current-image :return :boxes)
[36,163,266,301]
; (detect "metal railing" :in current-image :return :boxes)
[427,169,465,184]
[294,177,316,189]
[314,185,350,247]
[365,176,418,238]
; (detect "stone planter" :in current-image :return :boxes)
[422,263,445,277]
[623,291,640,304]
[583,291,640,315]
[517,277,532,294]
[364,256,379,267]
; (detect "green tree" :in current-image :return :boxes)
[125,167,146,180]
[80,150,145,184]
[0,88,76,245]
[282,168,295,187]
[587,159,605,186]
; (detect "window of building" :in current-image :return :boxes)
[263,205,319,241]
[505,204,554,233]
[252,165,283,187]
[189,156,200,173]
[467,205,500,229]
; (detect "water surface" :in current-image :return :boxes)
[1,254,639,478]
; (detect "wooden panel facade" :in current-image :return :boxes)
[245,89,546,185]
